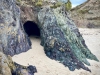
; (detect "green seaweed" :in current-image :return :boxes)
[53,8,99,66]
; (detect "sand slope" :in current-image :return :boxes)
[12,28,100,75]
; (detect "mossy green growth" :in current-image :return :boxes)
[56,2,62,7]
[50,2,62,9]
[35,0,43,6]
[65,0,72,11]
[50,5,58,9]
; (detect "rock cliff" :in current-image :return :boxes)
[0,0,31,56]
[0,0,36,75]
[71,0,100,28]
[0,0,99,74]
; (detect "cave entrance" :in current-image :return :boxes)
[23,21,40,37]
[23,21,42,51]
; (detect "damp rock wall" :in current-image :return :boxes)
[0,0,31,56]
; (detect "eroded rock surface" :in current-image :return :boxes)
[0,52,12,75]
[0,0,37,75]
[0,0,31,56]
[0,0,99,74]
[38,7,99,72]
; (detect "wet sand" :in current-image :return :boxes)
[12,28,100,75]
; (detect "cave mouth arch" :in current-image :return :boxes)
[23,21,40,37]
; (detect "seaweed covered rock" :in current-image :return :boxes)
[0,0,31,56]
[0,52,12,75]
[12,62,37,75]
[38,7,99,72]
[0,51,37,75]
[0,43,37,75]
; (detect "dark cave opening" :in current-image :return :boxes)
[23,21,40,37]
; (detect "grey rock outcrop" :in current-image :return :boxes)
[0,0,37,75]
[0,0,31,56]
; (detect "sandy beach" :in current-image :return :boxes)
[12,28,100,75]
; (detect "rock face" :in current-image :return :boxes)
[0,0,31,56]
[71,0,100,28]
[17,0,98,72]
[38,7,99,72]
[0,52,12,75]
[0,0,37,75]
[20,5,39,24]
[0,0,99,74]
